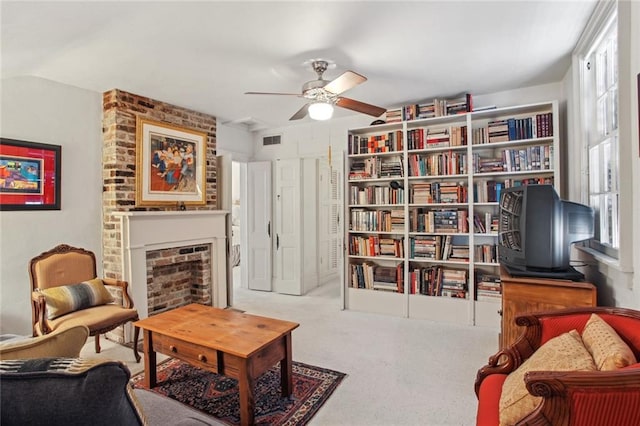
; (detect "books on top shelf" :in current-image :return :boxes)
[385,93,473,123]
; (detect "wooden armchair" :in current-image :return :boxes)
[475,307,640,425]
[29,244,140,362]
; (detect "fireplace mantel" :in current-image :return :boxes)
[113,210,228,321]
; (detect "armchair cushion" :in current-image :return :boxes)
[499,329,596,426]
[582,313,637,370]
[0,325,89,360]
[45,304,138,335]
[38,278,114,319]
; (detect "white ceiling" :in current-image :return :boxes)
[1,1,597,131]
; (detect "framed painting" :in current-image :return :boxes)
[0,138,61,210]
[135,117,207,207]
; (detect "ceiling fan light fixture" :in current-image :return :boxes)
[308,102,334,121]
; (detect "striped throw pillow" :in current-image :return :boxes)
[39,279,114,319]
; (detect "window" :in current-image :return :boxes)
[580,9,619,258]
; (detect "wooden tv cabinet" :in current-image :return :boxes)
[500,267,597,348]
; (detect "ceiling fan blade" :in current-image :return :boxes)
[245,91,301,96]
[323,71,367,95]
[336,97,386,117]
[289,104,309,120]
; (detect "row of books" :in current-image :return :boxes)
[349,235,404,258]
[349,185,405,205]
[471,145,553,174]
[386,94,473,123]
[472,212,499,234]
[475,272,501,301]
[349,262,404,292]
[410,182,468,204]
[408,151,467,177]
[406,125,468,150]
[483,113,554,143]
[474,180,504,203]
[503,177,554,188]
[351,263,500,300]
[409,208,469,233]
[410,235,470,262]
[350,209,404,232]
[349,157,404,180]
[474,244,498,263]
[348,131,403,154]
[409,266,468,298]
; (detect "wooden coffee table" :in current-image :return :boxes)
[134,303,299,426]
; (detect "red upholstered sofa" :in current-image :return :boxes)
[475,307,640,426]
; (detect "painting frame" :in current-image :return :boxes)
[0,138,61,211]
[136,117,207,207]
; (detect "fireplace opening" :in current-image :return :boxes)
[146,244,211,316]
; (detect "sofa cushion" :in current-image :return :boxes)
[499,329,597,426]
[0,357,143,426]
[581,313,637,370]
[38,278,114,319]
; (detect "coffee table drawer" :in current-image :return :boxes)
[153,334,219,370]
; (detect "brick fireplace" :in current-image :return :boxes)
[114,210,227,322]
[101,89,224,344]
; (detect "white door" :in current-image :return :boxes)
[274,158,301,295]
[317,157,342,283]
[246,161,272,291]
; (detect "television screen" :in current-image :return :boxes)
[498,184,594,280]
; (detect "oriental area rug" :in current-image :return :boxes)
[131,358,346,426]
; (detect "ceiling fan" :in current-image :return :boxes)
[245,60,386,121]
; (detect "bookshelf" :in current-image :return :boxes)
[345,101,560,327]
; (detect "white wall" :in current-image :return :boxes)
[0,76,103,335]
[217,123,254,162]
[0,77,256,335]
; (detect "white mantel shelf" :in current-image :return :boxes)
[113,210,229,323]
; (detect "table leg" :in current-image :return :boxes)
[280,332,293,397]
[238,360,255,426]
[142,329,157,388]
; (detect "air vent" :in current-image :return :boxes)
[263,135,281,146]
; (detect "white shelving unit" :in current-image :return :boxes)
[344,101,560,327]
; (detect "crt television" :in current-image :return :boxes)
[498,184,594,280]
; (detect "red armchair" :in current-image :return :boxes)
[475,307,640,426]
